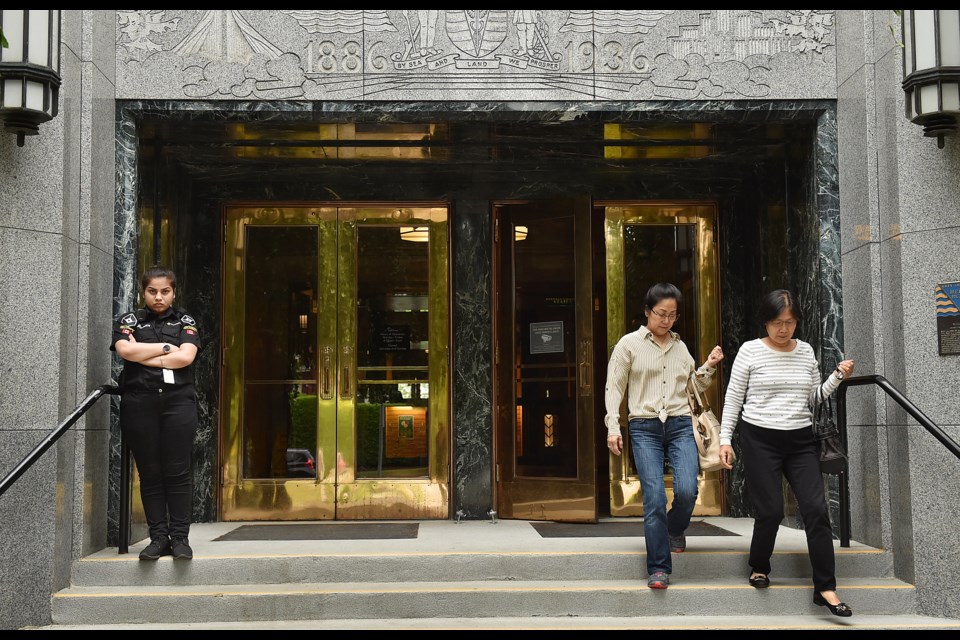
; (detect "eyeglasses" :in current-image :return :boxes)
[768,319,797,329]
[650,309,680,322]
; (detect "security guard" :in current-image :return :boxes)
[112,266,201,561]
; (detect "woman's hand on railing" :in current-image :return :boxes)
[836,359,855,379]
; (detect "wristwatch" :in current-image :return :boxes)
[835,368,844,380]
[162,344,171,354]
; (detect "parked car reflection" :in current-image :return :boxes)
[286,448,317,478]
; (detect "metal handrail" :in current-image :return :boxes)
[0,383,130,552]
[835,374,960,547]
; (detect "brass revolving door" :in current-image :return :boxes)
[221,203,450,520]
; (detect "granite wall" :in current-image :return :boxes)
[0,10,116,630]
[837,9,960,619]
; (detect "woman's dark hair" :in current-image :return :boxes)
[644,282,683,311]
[141,265,177,290]
[758,289,801,333]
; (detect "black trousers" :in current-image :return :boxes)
[740,419,836,591]
[119,386,198,540]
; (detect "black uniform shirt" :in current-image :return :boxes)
[111,306,201,392]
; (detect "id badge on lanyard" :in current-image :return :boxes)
[154,318,176,385]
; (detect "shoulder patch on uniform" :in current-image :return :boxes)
[120,312,137,326]
[180,314,196,325]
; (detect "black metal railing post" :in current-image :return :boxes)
[836,374,960,548]
[119,436,131,554]
[834,386,852,548]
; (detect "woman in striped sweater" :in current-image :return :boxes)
[718,289,855,617]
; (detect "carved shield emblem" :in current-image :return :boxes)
[445,10,508,59]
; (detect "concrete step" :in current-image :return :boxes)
[71,548,894,587]
[51,577,916,625]
[31,614,960,630]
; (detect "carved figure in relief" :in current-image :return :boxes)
[513,10,539,57]
[396,10,443,61]
[417,10,441,57]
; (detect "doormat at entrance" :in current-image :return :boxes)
[530,520,738,538]
[213,523,420,541]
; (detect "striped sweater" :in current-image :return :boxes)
[719,338,841,446]
[604,326,716,438]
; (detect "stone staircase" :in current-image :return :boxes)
[37,518,960,629]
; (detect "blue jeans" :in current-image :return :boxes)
[628,416,700,575]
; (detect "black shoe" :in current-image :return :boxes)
[669,533,687,553]
[748,573,770,588]
[170,536,193,560]
[138,536,171,561]
[814,590,853,617]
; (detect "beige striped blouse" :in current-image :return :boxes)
[603,325,716,438]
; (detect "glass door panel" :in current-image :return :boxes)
[513,216,578,479]
[495,198,596,522]
[242,226,320,480]
[603,202,722,517]
[354,226,430,479]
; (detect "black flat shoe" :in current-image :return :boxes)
[748,573,770,588]
[814,590,853,617]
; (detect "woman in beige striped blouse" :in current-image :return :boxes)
[604,282,724,589]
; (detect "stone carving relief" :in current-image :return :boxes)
[116,10,836,101]
[117,10,181,62]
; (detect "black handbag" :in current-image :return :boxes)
[813,396,847,474]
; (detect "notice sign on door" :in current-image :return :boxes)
[936,282,960,356]
[530,321,564,354]
[376,325,411,351]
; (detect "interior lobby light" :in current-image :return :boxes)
[902,10,960,148]
[402,224,526,242]
[0,10,62,147]
[400,226,430,242]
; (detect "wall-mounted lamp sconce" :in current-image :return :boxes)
[298,314,308,332]
[902,10,960,149]
[514,225,528,241]
[0,10,61,147]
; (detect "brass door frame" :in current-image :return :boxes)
[336,206,450,519]
[220,202,450,521]
[493,198,597,522]
[600,201,723,517]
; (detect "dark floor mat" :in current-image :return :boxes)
[213,523,419,541]
[530,520,738,538]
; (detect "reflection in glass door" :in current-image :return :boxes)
[602,202,722,517]
[221,204,449,520]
